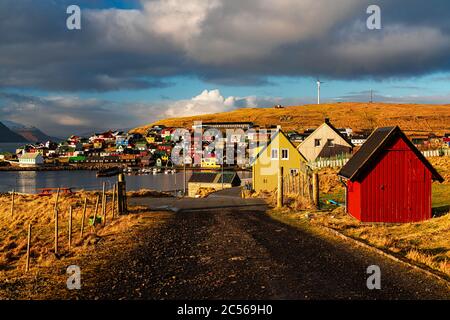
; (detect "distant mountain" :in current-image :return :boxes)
[0,121,29,143]
[2,120,62,143]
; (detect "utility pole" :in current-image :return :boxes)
[183,158,187,197]
[221,154,225,190]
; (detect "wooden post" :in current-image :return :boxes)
[101,182,106,225]
[68,206,72,250]
[277,167,284,208]
[111,184,116,220]
[54,209,59,255]
[313,172,320,209]
[54,187,60,215]
[115,182,119,217]
[80,198,87,239]
[25,223,32,272]
[10,189,15,218]
[93,195,100,227]
[117,173,127,215]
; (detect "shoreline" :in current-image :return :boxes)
[0,164,251,172]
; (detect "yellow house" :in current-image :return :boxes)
[201,157,221,169]
[252,129,307,193]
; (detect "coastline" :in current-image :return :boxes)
[0,163,120,172]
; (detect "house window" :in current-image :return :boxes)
[314,139,321,147]
[281,149,289,160]
[290,169,299,176]
[327,139,335,147]
[271,149,278,159]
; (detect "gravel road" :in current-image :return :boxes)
[74,201,450,300]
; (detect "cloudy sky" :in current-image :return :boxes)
[1,0,450,136]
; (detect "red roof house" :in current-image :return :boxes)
[338,126,444,223]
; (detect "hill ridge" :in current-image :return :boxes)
[132,102,450,135]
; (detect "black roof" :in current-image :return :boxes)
[188,172,241,185]
[219,172,241,184]
[189,172,217,183]
[338,126,444,182]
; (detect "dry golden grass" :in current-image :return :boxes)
[429,156,450,184]
[195,187,217,198]
[0,191,159,279]
[305,206,450,277]
[133,102,450,136]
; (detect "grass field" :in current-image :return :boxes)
[0,190,170,285]
[270,157,450,278]
[133,102,450,136]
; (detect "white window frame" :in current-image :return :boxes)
[281,149,289,160]
[271,149,279,159]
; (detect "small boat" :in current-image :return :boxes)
[152,167,161,175]
[97,167,121,177]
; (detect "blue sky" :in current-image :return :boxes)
[1,0,450,136]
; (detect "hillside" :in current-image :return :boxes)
[12,128,60,143]
[0,122,29,143]
[132,102,450,135]
[2,120,60,143]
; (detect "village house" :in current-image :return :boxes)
[18,152,44,167]
[252,128,307,193]
[297,119,354,162]
[350,134,368,146]
[444,133,450,147]
[338,126,444,223]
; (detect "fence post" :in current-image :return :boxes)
[68,206,72,250]
[25,223,32,272]
[54,209,59,255]
[10,189,15,218]
[313,172,320,209]
[277,167,284,208]
[93,195,100,227]
[111,184,116,220]
[80,198,87,239]
[117,173,127,215]
[102,182,106,225]
[54,187,60,216]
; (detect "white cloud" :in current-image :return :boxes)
[160,89,276,118]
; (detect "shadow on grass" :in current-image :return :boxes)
[432,205,450,217]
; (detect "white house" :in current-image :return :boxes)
[297,119,354,162]
[19,153,44,167]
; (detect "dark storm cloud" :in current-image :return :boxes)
[1,0,450,91]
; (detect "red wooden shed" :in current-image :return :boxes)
[338,126,444,223]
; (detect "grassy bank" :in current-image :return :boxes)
[268,157,450,278]
[0,190,171,299]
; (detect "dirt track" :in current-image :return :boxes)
[73,205,450,300]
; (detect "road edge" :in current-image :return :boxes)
[318,225,450,289]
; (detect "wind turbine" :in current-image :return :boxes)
[316,80,324,105]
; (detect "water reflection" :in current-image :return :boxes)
[0,170,251,194]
